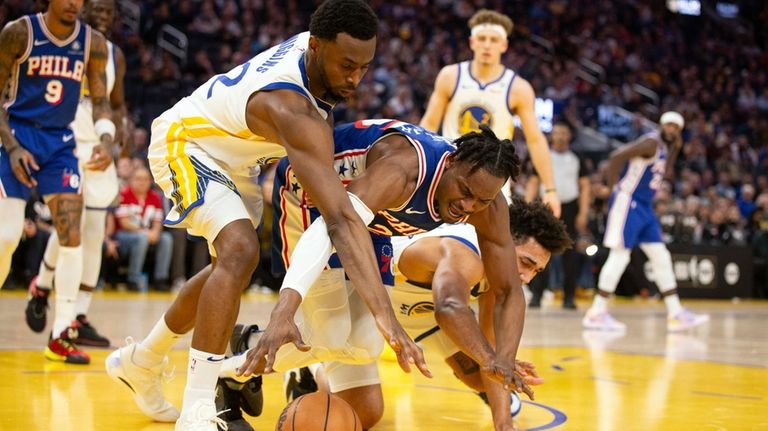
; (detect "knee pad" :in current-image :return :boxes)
[639,243,676,291]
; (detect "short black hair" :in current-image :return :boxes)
[508,196,572,254]
[451,125,521,181]
[553,120,574,134]
[309,0,378,41]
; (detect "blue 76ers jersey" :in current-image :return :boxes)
[271,119,459,278]
[615,131,668,203]
[4,14,90,129]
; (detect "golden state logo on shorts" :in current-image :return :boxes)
[458,106,492,135]
[399,301,434,316]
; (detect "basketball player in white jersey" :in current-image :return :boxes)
[104,2,426,429]
[420,9,561,217]
[582,112,709,332]
[25,0,126,348]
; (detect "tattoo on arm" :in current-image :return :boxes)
[87,33,113,151]
[0,20,28,151]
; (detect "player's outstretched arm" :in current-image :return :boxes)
[513,78,560,217]
[419,65,457,132]
[470,193,526,390]
[245,92,430,377]
[0,20,37,187]
[85,30,114,171]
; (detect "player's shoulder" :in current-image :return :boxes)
[1,16,30,47]
[508,73,535,106]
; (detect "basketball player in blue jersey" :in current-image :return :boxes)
[223,122,525,405]
[420,9,561,217]
[103,2,427,429]
[583,112,709,332]
[0,0,116,365]
[26,0,128,348]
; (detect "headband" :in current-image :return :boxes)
[470,23,508,39]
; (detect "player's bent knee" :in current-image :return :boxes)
[336,386,384,430]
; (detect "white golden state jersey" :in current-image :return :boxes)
[161,32,332,175]
[441,61,517,141]
[70,40,116,148]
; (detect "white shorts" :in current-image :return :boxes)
[272,269,383,374]
[390,281,461,359]
[76,142,119,209]
[147,112,263,242]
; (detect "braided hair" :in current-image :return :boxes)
[451,125,521,181]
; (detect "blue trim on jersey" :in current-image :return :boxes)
[260,82,314,103]
[467,62,507,90]
[505,71,517,116]
[297,55,333,114]
[442,235,480,255]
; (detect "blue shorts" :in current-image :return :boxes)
[603,192,662,249]
[0,119,81,200]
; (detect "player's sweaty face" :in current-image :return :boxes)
[318,33,375,102]
[437,162,504,223]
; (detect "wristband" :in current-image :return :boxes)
[94,118,116,140]
[545,188,557,194]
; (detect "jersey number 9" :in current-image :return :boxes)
[45,79,63,105]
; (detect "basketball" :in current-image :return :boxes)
[275,391,363,431]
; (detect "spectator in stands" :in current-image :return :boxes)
[111,167,172,291]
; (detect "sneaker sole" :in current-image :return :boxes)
[44,347,90,364]
[73,337,111,348]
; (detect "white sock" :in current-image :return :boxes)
[182,348,224,412]
[52,246,82,336]
[37,231,59,289]
[219,351,250,383]
[590,295,610,314]
[664,294,683,316]
[75,290,92,316]
[135,314,183,368]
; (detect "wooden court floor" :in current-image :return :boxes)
[0,290,766,431]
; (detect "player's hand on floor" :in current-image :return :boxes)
[377,316,432,378]
[9,146,38,187]
[237,317,309,376]
[515,359,544,386]
[483,357,535,400]
[85,144,113,171]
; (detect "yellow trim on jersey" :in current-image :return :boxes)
[180,116,265,141]
[165,122,199,212]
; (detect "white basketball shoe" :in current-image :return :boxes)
[667,308,710,332]
[582,310,627,331]
[174,399,227,431]
[105,337,179,422]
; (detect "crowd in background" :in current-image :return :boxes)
[1,0,767,293]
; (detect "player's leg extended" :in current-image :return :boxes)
[44,191,89,363]
[638,242,709,331]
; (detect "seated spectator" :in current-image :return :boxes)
[110,168,173,291]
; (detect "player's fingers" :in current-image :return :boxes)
[240,347,265,376]
[263,347,278,374]
[293,336,310,352]
[26,154,40,171]
[395,350,412,374]
[414,353,432,378]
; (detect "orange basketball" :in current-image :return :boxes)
[275,391,362,431]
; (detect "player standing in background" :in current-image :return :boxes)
[420,9,561,217]
[26,0,127,348]
[582,112,710,332]
[104,2,427,429]
[0,0,116,364]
